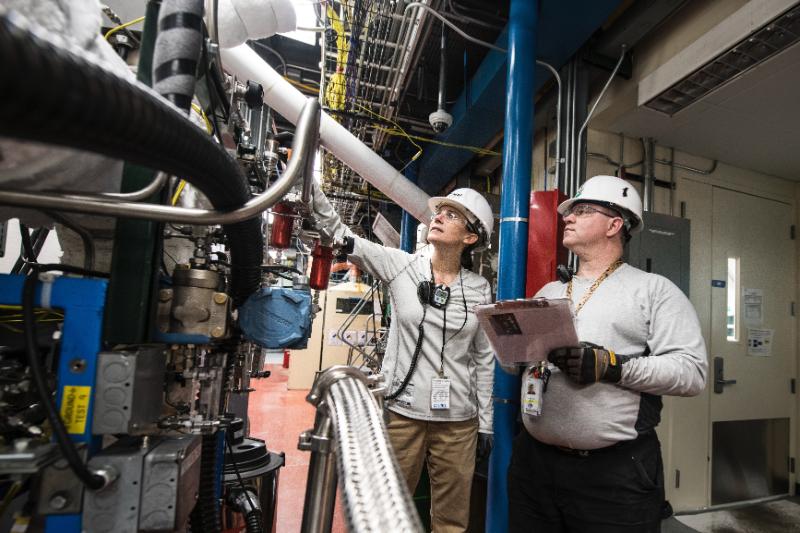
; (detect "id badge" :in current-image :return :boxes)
[431,378,451,410]
[523,371,544,417]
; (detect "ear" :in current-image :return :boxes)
[606,217,625,239]
[462,232,479,246]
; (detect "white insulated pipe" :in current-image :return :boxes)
[220,45,432,224]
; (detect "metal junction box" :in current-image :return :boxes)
[625,211,690,296]
[92,346,166,435]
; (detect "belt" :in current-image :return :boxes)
[542,431,655,457]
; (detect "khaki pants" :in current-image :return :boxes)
[387,411,478,533]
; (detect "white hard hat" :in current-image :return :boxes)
[428,188,494,246]
[557,175,644,233]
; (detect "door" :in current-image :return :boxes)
[709,186,796,504]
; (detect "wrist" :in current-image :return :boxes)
[602,352,629,383]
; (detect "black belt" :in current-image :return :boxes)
[541,431,655,457]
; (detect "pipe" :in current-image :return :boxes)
[535,60,561,190]
[437,25,447,111]
[152,0,205,113]
[402,2,506,53]
[576,44,626,183]
[221,44,432,224]
[656,157,717,175]
[0,99,320,225]
[642,137,655,212]
[489,1,537,531]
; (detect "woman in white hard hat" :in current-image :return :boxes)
[311,183,495,533]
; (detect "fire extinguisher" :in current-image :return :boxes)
[270,202,294,249]
[309,242,334,290]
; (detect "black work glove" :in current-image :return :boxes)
[476,432,493,463]
[547,342,626,385]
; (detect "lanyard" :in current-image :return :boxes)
[565,259,623,314]
[435,268,466,378]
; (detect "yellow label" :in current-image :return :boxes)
[60,385,91,434]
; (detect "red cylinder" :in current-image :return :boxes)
[270,202,294,249]
[309,243,334,290]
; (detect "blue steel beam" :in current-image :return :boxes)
[399,162,419,252]
[486,1,537,531]
[416,0,623,194]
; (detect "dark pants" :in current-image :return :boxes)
[508,430,665,533]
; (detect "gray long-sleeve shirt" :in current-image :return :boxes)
[349,241,495,432]
[310,185,495,432]
[523,263,707,449]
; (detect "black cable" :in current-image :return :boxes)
[18,223,35,263]
[22,266,106,490]
[12,227,47,275]
[225,435,262,532]
[249,41,287,76]
[44,211,96,271]
[386,306,426,401]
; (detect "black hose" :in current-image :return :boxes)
[245,510,263,533]
[44,211,96,271]
[22,265,108,490]
[0,10,262,305]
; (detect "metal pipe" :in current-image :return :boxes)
[669,147,675,215]
[437,25,447,110]
[102,171,168,200]
[536,60,561,190]
[221,45,432,224]
[642,137,655,212]
[299,410,337,533]
[400,162,419,252]
[655,157,717,175]
[576,44,626,183]
[0,100,321,224]
[489,0,537,531]
[403,2,507,53]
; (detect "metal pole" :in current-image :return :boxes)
[300,410,337,533]
[400,162,419,252]
[487,0,537,531]
[642,137,655,212]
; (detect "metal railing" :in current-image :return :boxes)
[299,366,422,533]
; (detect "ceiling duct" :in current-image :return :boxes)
[644,2,800,116]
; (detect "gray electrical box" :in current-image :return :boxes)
[92,346,166,435]
[625,212,691,297]
[139,435,202,531]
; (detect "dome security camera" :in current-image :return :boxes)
[428,109,453,133]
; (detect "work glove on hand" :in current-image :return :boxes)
[547,342,625,385]
[476,432,493,463]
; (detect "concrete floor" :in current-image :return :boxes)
[669,498,800,533]
[249,364,346,533]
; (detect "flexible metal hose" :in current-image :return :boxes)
[326,378,422,532]
[0,9,262,304]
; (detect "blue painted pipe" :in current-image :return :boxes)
[487,0,538,531]
[399,162,419,252]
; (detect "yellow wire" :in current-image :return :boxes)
[285,78,320,94]
[374,126,501,157]
[104,16,146,41]
[353,103,423,163]
[171,180,187,206]
[191,103,212,134]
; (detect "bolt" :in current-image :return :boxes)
[213,293,228,305]
[211,326,225,338]
[49,493,69,510]
[159,289,172,302]
[69,359,87,373]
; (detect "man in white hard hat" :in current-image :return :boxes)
[311,184,495,532]
[507,175,708,532]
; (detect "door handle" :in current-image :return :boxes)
[713,356,736,394]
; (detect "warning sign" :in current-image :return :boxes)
[60,386,91,434]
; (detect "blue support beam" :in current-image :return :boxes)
[0,274,107,533]
[399,162,420,252]
[416,0,623,195]
[487,0,538,531]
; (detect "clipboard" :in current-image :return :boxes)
[474,298,579,365]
